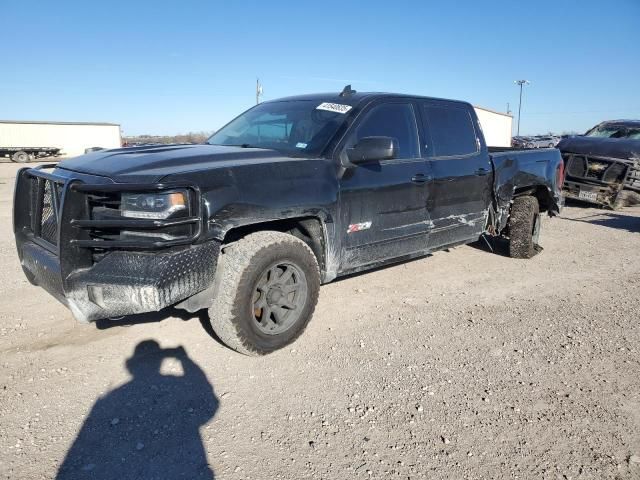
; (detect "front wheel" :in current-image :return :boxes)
[508,196,541,259]
[208,231,321,356]
[613,190,640,210]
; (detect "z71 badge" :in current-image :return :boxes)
[347,222,372,233]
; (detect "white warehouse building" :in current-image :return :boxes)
[473,107,513,147]
[0,120,121,159]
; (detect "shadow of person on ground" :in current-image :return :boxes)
[57,340,218,479]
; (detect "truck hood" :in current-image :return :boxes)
[557,136,640,161]
[57,144,299,183]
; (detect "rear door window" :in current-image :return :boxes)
[422,104,478,157]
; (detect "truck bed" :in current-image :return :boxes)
[488,146,554,153]
[489,147,563,230]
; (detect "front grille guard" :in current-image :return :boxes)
[561,154,635,208]
[14,164,204,260]
[564,153,631,188]
[14,164,65,255]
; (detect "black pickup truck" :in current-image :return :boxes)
[14,88,563,355]
[558,120,640,209]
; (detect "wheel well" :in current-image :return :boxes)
[222,217,326,273]
[513,185,551,212]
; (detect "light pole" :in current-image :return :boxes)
[514,80,530,136]
[256,78,263,105]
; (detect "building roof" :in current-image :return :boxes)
[472,105,513,118]
[0,120,120,126]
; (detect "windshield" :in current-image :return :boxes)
[586,125,640,139]
[207,100,351,156]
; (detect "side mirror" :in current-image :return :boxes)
[347,136,397,164]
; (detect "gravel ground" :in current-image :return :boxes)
[0,162,638,479]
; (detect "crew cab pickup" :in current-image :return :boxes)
[13,88,564,355]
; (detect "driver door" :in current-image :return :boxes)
[337,100,431,271]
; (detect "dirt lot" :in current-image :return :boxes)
[0,162,639,479]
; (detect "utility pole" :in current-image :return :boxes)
[256,78,263,105]
[514,80,530,136]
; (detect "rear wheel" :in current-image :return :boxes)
[12,151,30,163]
[508,196,540,259]
[208,231,320,356]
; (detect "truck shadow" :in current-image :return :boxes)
[468,236,511,257]
[559,212,640,233]
[56,340,218,479]
[95,309,228,350]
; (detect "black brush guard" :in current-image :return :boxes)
[14,165,219,322]
[562,153,638,208]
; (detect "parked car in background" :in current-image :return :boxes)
[527,136,559,149]
[558,120,640,208]
[534,136,559,148]
[512,135,559,149]
[511,136,532,148]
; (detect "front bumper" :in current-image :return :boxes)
[14,165,218,322]
[561,153,637,208]
[20,240,219,322]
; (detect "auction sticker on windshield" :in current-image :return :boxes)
[316,102,352,114]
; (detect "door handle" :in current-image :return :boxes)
[411,173,432,183]
[475,168,490,176]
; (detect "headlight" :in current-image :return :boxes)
[121,190,188,219]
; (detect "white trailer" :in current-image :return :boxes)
[0,120,121,162]
[473,107,513,147]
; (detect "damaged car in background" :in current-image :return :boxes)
[13,87,563,355]
[558,120,640,209]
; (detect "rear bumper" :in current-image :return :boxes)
[19,239,219,322]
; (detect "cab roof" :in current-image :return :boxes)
[263,91,473,109]
[598,119,640,127]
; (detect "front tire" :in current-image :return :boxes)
[508,196,540,259]
[613,190,640,210]
[208,231,321,356]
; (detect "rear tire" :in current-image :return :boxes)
[12,151,30,163]
[208,231,321,356]
[508,196,540,259]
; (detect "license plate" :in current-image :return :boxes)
[578,190,598,202]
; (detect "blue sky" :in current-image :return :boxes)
[1,0,638,136]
